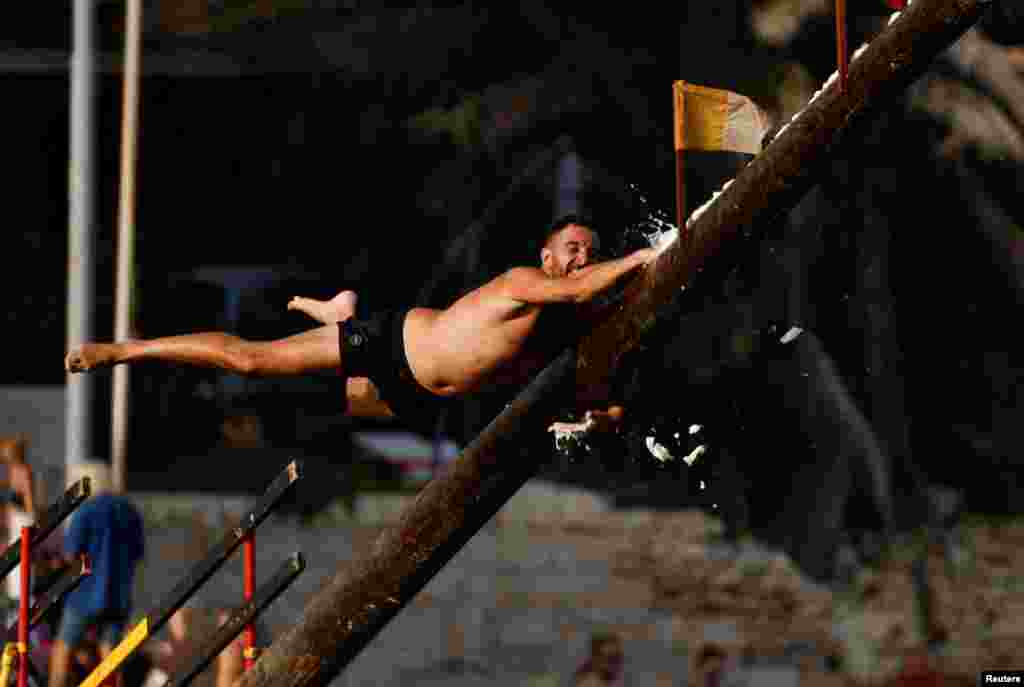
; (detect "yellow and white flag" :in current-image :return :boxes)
[673,81,770,225]
[674,81,769,156]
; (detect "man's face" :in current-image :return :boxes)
[541,223,599,277]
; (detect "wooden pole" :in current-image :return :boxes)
[673,83,687,237]
[111,0,143,494]
[66,0,97,475]
[233,3,990,687]
[836,0,849,94]
[234,350,578,687]
[164,555,304,687]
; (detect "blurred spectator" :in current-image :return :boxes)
[888,646,945,687]
[147,607,205,687]
[48,461,145,687]
[573,632,624,687]
[694,643,744,687]
[212,606,272,687]
[51,633,101,686]
[145,605,269,687]
[1010,47,1024,70]
[53,626,154,687]
[213,608,244,687]
[0,436,37,605]
[0,437,66,684]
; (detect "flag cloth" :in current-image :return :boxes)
[673,81,770,156]
[673,81,770,224]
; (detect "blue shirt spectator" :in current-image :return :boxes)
[63,493,145,617]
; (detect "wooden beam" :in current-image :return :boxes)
[233,3,990,687]
[164,553,306,687]
[0,478,90,579]
[79,462,301,687]
[0,48,245,76]
[235,349,579,687]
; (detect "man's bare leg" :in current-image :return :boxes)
[288,290,357,325]
[66,291,360,376]
[47,638,72,687]
[66,325,342,377]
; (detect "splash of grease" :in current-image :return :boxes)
[623,183,680,257]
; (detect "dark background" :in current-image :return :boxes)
[2,1,1022,580]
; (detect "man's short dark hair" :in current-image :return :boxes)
[542,213,599,249]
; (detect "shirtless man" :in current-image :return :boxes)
[65,216,654,432]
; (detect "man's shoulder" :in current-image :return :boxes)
[492,266,554,291]
[473,266,545,299]
[497,265,546,280]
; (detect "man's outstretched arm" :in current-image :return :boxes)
[499,248,656,305]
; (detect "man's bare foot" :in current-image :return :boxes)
[287,290,358,324]
[65,343,121,373]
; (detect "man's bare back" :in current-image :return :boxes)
[65,221,653,421]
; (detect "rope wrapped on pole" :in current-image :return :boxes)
[232,3,993,687]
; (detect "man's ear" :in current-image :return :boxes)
[540,247,553,269]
